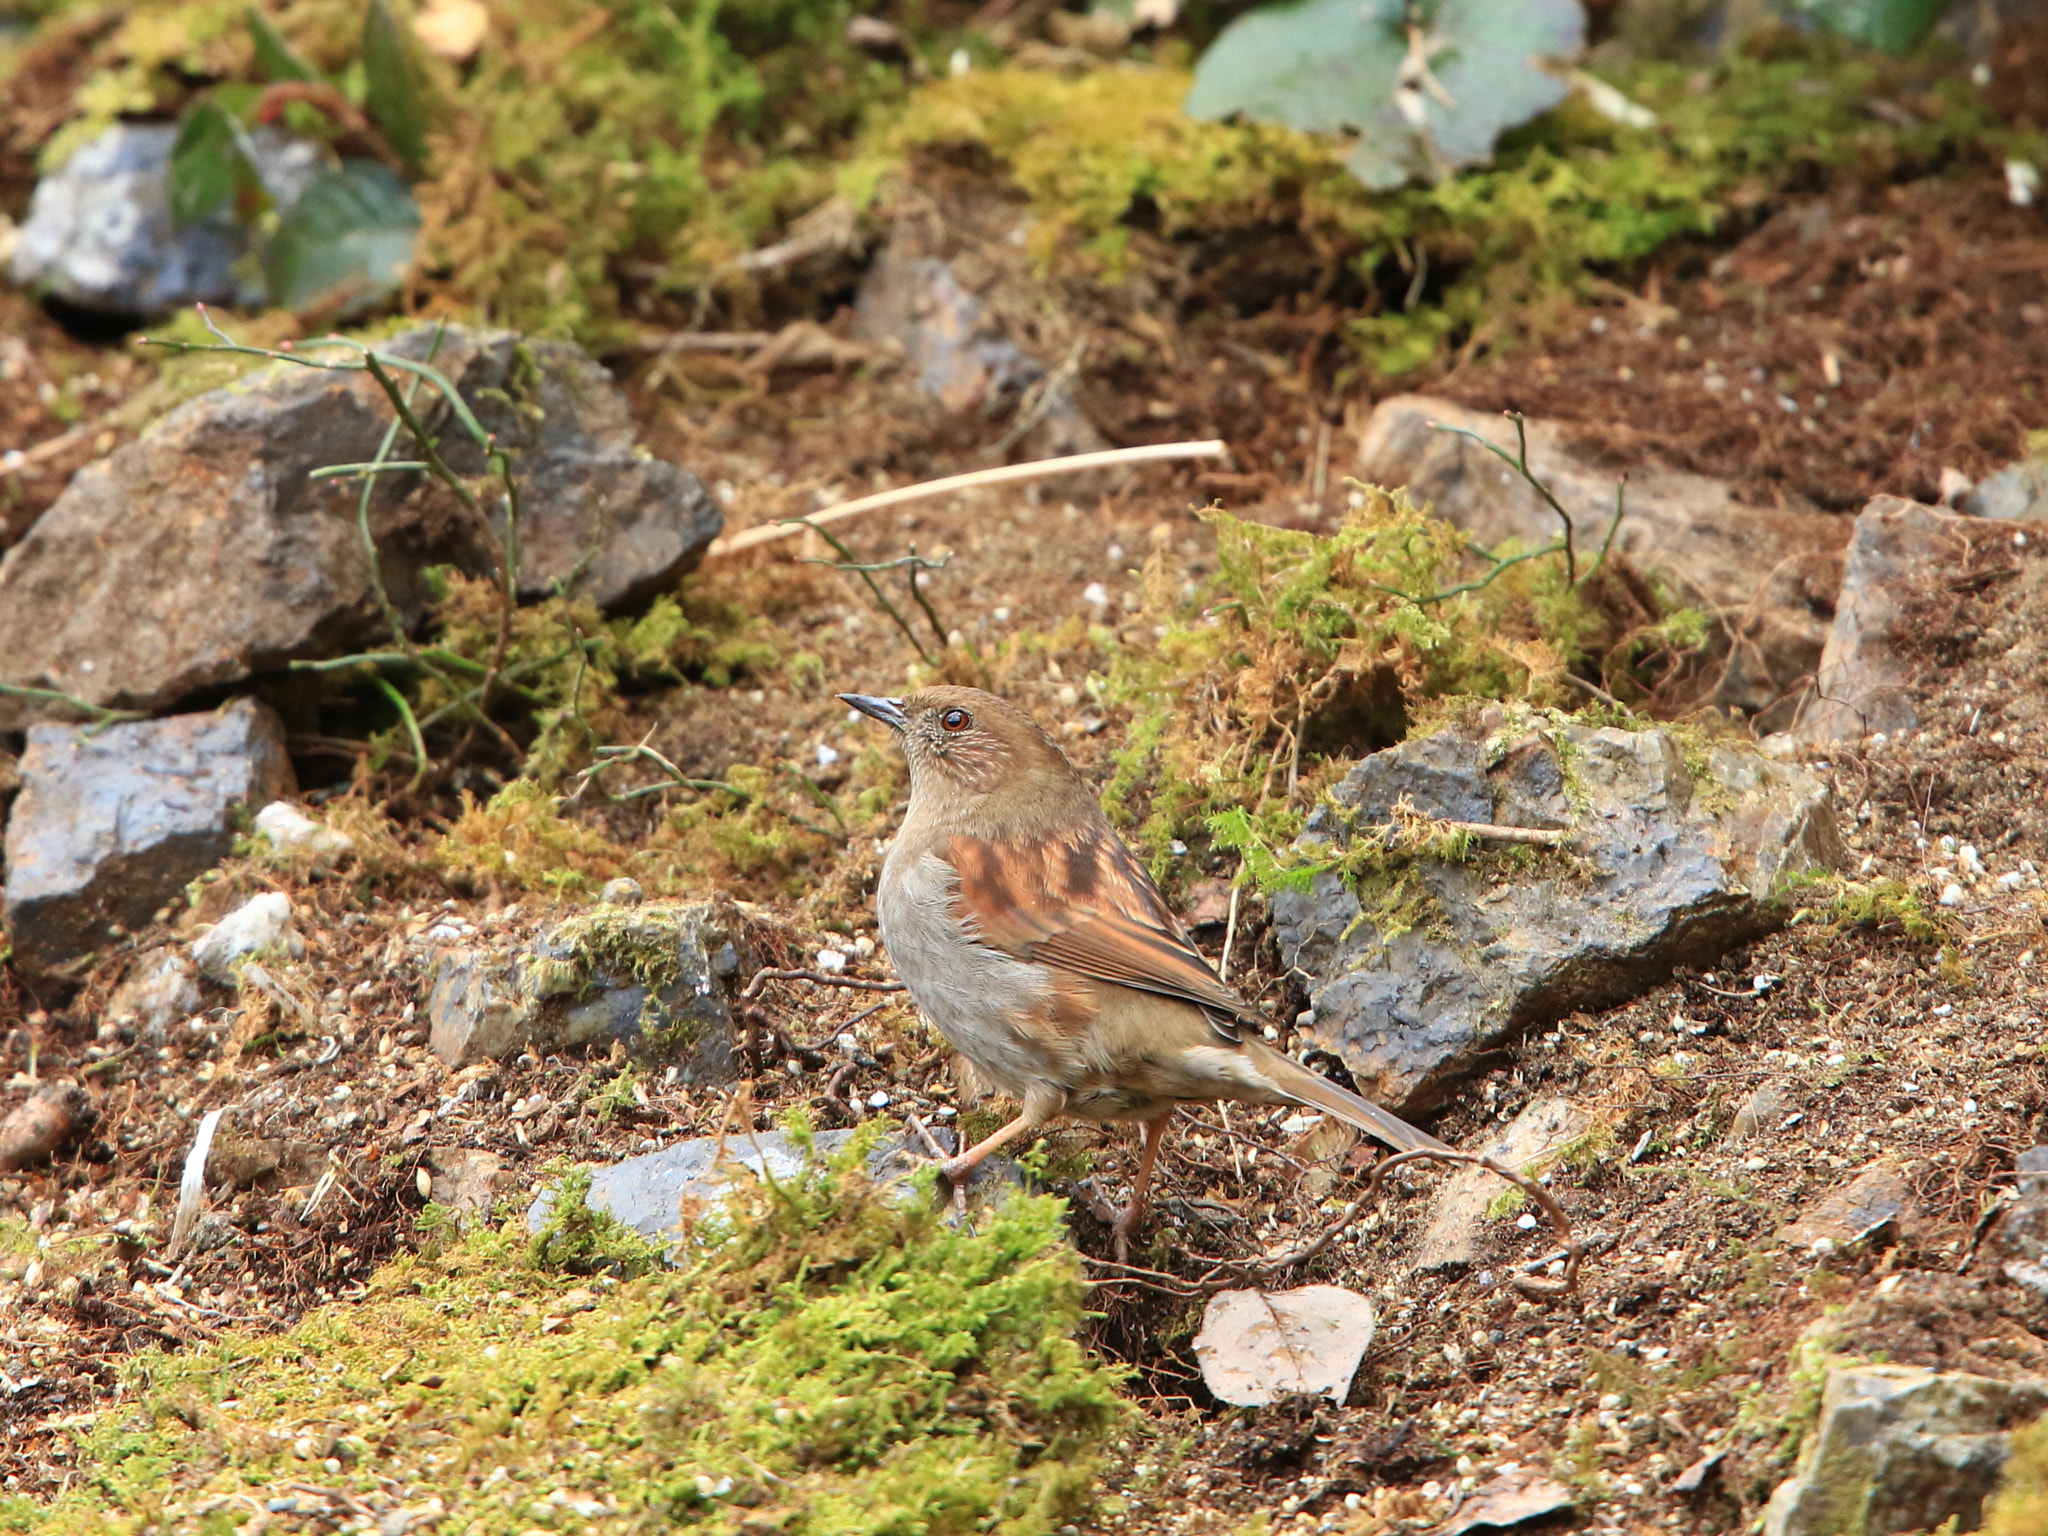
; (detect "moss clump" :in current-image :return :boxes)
[4,1137,1122,1536]
[1816,876,1948,944]
[876,49,2004,373]
[1096,487,1612,879]
[1984,1410,2048,1536]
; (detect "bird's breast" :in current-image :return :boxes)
[876,846,1071,1097]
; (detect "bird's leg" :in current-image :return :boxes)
[938,1112,1041,1210]
[1113,1115,1172,1264]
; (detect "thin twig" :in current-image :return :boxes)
[740,967,906,1001]
[708,441,1228,557]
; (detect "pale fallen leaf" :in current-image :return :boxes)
[1192,1284,1375,1406]
[1441,1469,1576,1535]
[414,0,489,61]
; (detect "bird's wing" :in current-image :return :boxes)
[943,824,1248,1039]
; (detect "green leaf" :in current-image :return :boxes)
[263,160,420,314]
[362,0,430,169]
[1186,0,1585,190]
[247,6,318,82]
[1784,0,1949,55]
[168,101,262,226]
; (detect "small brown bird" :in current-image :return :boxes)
[842,684,1449,1254]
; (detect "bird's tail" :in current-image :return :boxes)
[1241,1037,1450,1156]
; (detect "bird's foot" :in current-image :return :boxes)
[937,1155,978,1225]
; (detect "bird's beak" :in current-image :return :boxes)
[838,693,909,732]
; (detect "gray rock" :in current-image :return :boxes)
[1779,1166,1915,1253]
[1356,396,1849,725]
[1998,1146,2048,1300]
[1273,713,1843,1113]
[2,700,294,976]
[525,1125,963,1246]
[854,225,1105,459]
[427,899,744,1080]
[105,949,203,1038]
[0,326,720,730]
[1964,456,2048,523]
[10,123,324,317]
[1794,497,1972,744]
[425,1147,504,1229]
[1412,1095,1592,1271]
[1763,1365,2048,1536]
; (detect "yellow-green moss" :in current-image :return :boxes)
[874,50,2006,373]
[1983,1410,2048,1536]
[2,1139,1123,1536]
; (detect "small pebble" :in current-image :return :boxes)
[1081,582,1110,608]
[1939,883,1964,908]
[1515,1212,1538,1230]
[815,743,839,767]
[867,1091,891,1110]
[815,948,847,972]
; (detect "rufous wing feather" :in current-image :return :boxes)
[943,825,1248,1032]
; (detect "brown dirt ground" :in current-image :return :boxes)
[6,74,2048,1536]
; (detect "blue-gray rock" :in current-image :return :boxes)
[426,899,744,1080]
[0,325,721,729]
[1763,1366,2048,1536]
[1271,712,1843,1114]
[525,1125,965,1247]
[10,123,323,317]
[1,699,294,976]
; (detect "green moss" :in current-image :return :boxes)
[1817,876,1949,944]
[4,1139,1123,1536]
[874,48,2005,373]
[1097,487,1606,877]
[1984,1410,2048,1536]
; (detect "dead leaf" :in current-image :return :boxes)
[1192,1285,1376,1406]
[1441,1469,1576,1535]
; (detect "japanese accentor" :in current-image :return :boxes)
[842,684,1449,1254]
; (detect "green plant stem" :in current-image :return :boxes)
[147,310,524,758]
[372,674,429,792]
[1432,413,1577,584]
[785,518,934,664]
[0,681,145,725]
[1587,475,1628,581]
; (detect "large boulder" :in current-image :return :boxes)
[2,700,294,976]
[1272,712,1843,1114]
[1763,1366,2048,1536]
[9,123,323,316]
[1356,396,1850,724]
[1794,496,1972,744]
[0,326,721,730]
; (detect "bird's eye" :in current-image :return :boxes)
[939,708,971,732]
